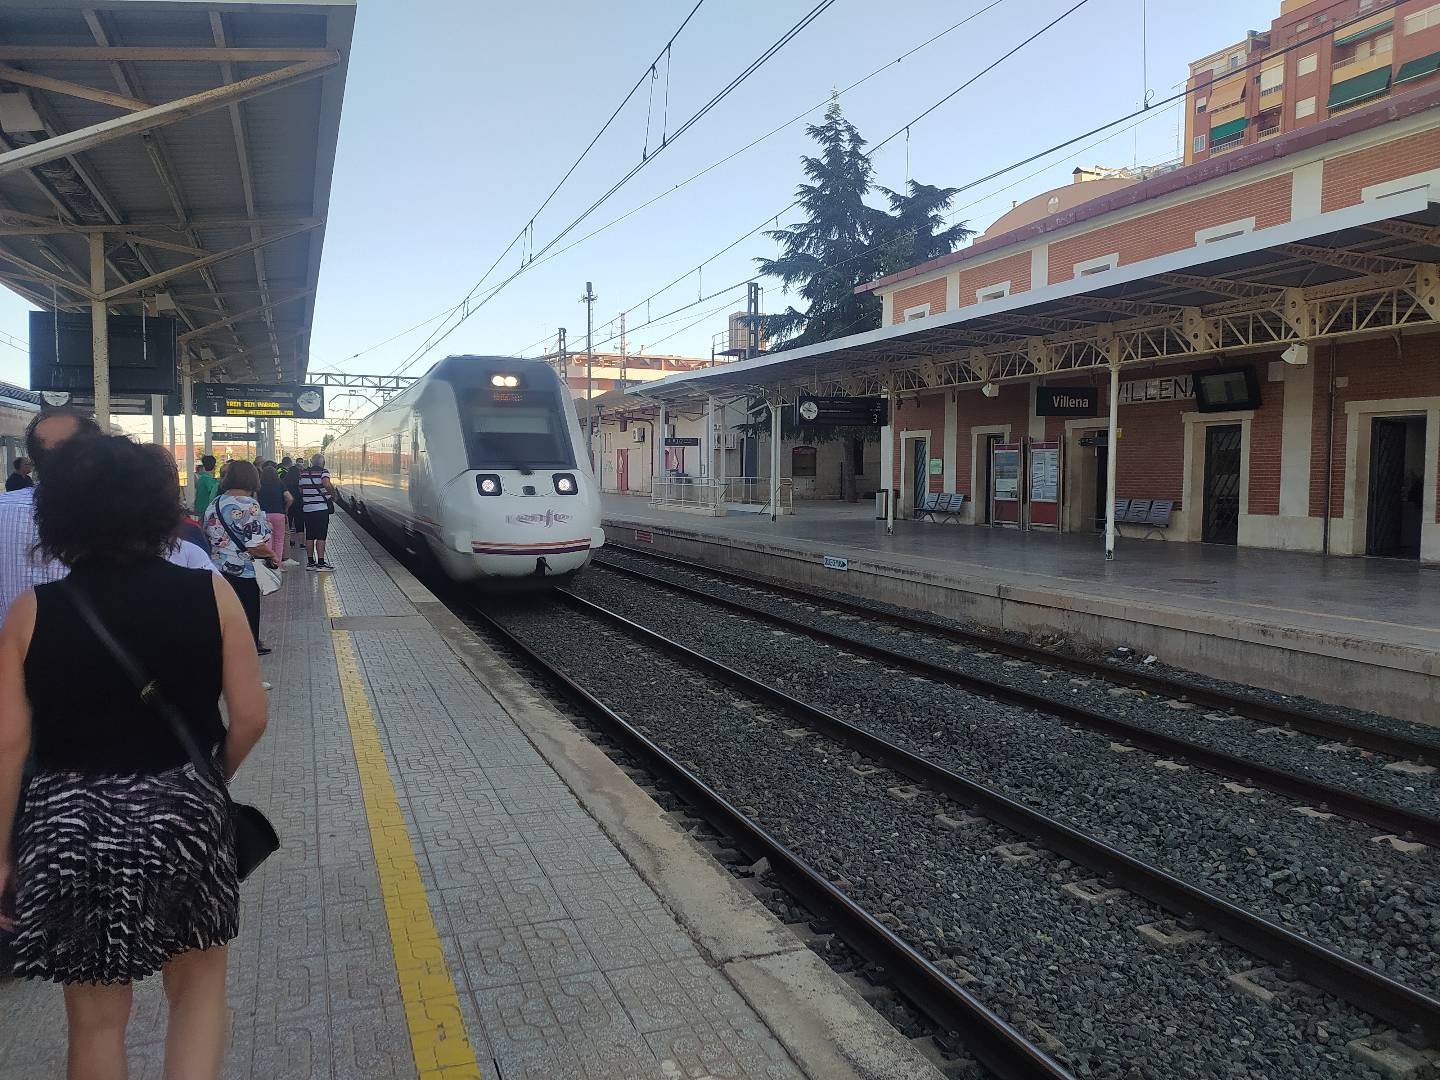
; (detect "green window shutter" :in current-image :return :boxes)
[1209,117,1249,142]
[1333,17,1392,46]
[1327,67,1392,110]
[1396,51,1440,86]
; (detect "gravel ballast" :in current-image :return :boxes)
[496,601,1389,1080]
[564,568,1440,1000]
[597,547,1440,758]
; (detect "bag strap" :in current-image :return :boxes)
[60,580,233,803]
[214,495,257,561]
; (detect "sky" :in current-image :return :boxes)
[0,0,1278,431]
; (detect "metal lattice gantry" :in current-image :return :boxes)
[631,192,1440,408]
[307,372,419,401]
[0,0,354,422]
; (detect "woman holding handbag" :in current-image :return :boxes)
[0,434,268,1080]
[204,461,277,656]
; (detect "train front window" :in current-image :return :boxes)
[462,388,574,471]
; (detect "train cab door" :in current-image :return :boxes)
[409,412,429,517]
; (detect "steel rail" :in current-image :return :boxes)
[467,602,1075,1080]
[600,544,1437,765]
[554,588,1440,1048]
[592,556,1440,847]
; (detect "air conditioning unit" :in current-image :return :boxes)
[631,427,646,442]
[715,431,739,450]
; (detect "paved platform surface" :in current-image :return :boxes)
[0,519,809,1080]
[604,494,1440,652]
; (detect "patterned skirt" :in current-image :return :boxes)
[11,762,240,984]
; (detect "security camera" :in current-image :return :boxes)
[1281,342,1309,366]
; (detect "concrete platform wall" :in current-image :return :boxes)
[606,521,1440,728]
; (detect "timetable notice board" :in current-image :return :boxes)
[1029,442,1060,528]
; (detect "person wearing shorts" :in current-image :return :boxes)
[298,454,336,571]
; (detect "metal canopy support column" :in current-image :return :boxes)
[181,371,194,504]
[89,233,109,429]
[655,400,667,495]
[769,396,781,523]
[704,395,715,480]
[203,413,212,456]
[885,379,895,536]
[1104,358,1120,561]
[167,413,176,460]
[150,394,163,446]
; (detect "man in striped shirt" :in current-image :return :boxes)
[298,453,337,572]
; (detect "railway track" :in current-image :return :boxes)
[601,542,1440,766]
[477,588,1440,1078]
[589,552,1440,847]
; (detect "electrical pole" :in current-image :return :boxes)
[618,311,627,389]
[581,281,596,465]
[745,280,761,359]
[557,327,568,390]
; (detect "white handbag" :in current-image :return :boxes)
[254,560,281,596]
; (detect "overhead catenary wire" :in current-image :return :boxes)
[571,0,1409,353]
[391,0,841,377]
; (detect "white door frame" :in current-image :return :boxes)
[1181,410,1252,544]
[1337,397,1440,560]
[899,429,932,516]
[969,425,1011,525]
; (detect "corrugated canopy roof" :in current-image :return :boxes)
[0,0,353,411]
[632,191,1440,405]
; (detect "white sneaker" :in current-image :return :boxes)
[261,681,273,691]
[282,558,299,566]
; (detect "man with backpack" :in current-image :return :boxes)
[298,453,337,572]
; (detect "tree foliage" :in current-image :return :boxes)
[757,100,974,352]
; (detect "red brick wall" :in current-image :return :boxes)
[891,392,949,491]
[1319,128,1440,212]
[957,252,1032,305]
[891,278,948,324]
[1310,335,1440,519]
[1047,175,1293,284]
[950,385,1030,497]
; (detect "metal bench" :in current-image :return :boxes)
[914,493,940,520]
[919,492,966,523]
[1111,497,1174,539]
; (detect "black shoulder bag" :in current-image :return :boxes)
[61,581,279,881]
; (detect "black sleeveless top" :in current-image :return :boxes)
[24,559,225,774]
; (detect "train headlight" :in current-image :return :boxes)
[552,473,577,495]
[489,374,519,388]
[476,474,503,496]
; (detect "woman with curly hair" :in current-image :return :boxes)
[204,459,275,655]
[0,434,268,1080]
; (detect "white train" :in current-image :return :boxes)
[328,354,603,583]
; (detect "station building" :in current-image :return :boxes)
[639,0,1440,564]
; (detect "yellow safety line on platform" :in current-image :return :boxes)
[322,576,483,1079]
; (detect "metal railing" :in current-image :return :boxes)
[1209,134,1246,155]
[651,476,725,511]
[723,476,793,511]
[1332,46,1390,75]
[1256,121,1282,139]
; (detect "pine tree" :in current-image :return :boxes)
[872,182,974,277]
[756,98,886,352]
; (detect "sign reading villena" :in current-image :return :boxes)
[1035,386,1099,417]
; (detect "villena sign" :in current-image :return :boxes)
[1035,386,1099,417]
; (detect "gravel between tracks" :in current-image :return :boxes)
[598,547,1440,756]
[566,569,1440,1000]
[496,602,1387,1080]
[590,556,1440,821]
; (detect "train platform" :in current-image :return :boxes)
[0,516,937,1080]
[601,494,1440,726]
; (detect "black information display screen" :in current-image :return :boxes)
[1193,367,1260,413]
[30,311,177,394]
[795,395,888,427]
[199,383,326,419]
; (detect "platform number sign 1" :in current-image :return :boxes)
[823,555,849,571]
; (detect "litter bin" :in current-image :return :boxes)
[875,489,892,520]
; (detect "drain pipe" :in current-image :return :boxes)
[1322,341,1336,556]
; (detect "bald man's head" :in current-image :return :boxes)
[25,408,102,475]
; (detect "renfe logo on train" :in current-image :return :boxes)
[505,510,572,527]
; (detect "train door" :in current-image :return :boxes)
[617,448,630,493]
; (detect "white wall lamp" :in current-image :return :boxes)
[981,381,1000,398]
[1281,342,1310,366]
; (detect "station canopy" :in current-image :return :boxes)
[631,191,1440,406]
[0,0,354,412]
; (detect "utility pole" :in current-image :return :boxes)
[581,281,596,465]
[618,311,627,389]
[745,280,761,359]
[557,327,568,389]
